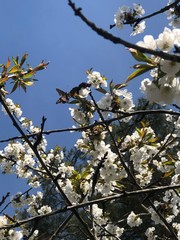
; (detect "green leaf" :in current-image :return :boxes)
[0,76,8,84]
[115,182,125,191]
[126,64,155,82]
[95,87,107,94]
[129,48,155,64]
[109,80,114,94]
[140,121,146,128]
[10,81,19,93]
[69,100,80,104]
[23,80,34,86]
[23,70,36,79]
[20,83,27,92]
[145,133,154,141]
[117,136,121,143]
[136,127,142,137]
[6,58,11,69]
[149,137,158,143]
[8,65,20,74]
[81,168,90,179]
[163,160,173,166]
[163,169,174,178]
[15,56,19,64]
[33,61,49,71]
[20,53,28,67]
[114,83,127,89]
[76,144,89,149]
[12,56,18,65]
[86,68,93,75]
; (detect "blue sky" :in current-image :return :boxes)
[0,0,170,211]
[0,0,169,146]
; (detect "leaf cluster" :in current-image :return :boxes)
[0,54,48,94]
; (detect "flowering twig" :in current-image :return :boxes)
[67,0,180,63]
[134,0,180,26]
[110,0,180,28]
[148,198,178,239]
[0,184,179,230]
[0,188,32,214]
[33,116,46,149]
[89,92,137,184]
[91,152,108,197]
[0,192,10,207]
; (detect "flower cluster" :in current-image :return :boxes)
[166,0,180,28]
[137,27,180,105]
[87,70,107,89]
[2,98,22,118]
[0,216,23,240]
[114,4,145,35]
[145,227,157,240]
[127,211,142,227]
[68,71,135,128]
[90,204,124,239]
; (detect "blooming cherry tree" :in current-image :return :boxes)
[0,1,179,239]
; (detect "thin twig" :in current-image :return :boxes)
[0,192,10,207]
[33,116,46,149]
[49,213,74,240]
[110,0,180,28]
[0,188,32,214]
[0,109,179,143]
[134,0,180,26]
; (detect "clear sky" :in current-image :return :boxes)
[0,0,170,211]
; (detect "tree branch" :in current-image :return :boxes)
[0,109,179,143]
[1,184,179,230]
[110,0,180,28]
[49,213,74,240]
[67,0,180,63]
